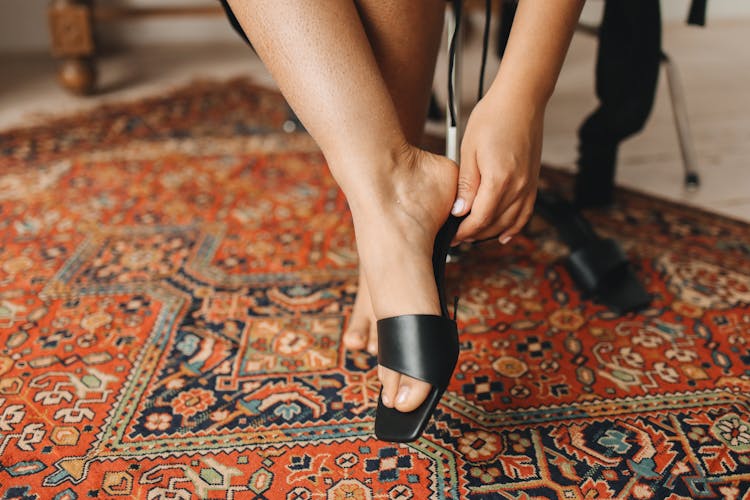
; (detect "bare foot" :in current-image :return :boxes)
[342,268,378,355]
[345,145,458,413]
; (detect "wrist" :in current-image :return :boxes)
[483,80,548,119]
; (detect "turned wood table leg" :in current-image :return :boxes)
[48,0,97,95]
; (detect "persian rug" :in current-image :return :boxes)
[1,78,749,499]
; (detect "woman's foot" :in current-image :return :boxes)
[342,145,458,414]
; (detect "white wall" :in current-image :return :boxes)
[2,0,750,54]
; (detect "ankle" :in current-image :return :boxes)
[330,141,419,214]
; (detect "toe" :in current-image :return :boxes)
[366,322,378,355]
[343,294,373,352]
[342,322,368,350]
[394,377,432,413]
[378,366,400,408]
[345,270,376,352]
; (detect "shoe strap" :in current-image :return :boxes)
[376,314,459,389]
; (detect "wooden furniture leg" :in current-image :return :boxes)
[48,0,97,95]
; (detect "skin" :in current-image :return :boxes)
[452,0,585,244]
[226,0,584,413]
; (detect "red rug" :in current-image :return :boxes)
[1,78,749,499]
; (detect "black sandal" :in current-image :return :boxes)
[534,190,651,314]
[374,214,464,442]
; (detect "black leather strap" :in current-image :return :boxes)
[566,238,628,293]
[377,314,459,389]
[432,214,464,318]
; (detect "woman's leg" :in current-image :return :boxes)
[343,0,445,353]
[356,0,446,141]
[226,0,455,412]
[341,0,448,405]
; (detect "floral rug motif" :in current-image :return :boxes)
[1,78,749,499]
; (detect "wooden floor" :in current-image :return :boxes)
[1,18,748,221]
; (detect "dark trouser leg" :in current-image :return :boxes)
[575,0,661,207]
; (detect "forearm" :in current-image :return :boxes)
[486,0,584,109]
[453,1,584,242]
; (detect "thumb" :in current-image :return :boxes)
[452,151,479,216]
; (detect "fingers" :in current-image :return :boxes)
[497,191,536,244]
[454,172,509,242]
[451,149,480,218]
[471,197,523,242]
[457,186,536,243]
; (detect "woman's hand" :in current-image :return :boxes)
[451,86,544,245]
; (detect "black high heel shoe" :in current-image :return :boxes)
[374,214,464,442]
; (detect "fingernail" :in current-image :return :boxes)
[500,236,512,245]
[451,198,465,215]
[396,386,410,405]
[382,392,391,406]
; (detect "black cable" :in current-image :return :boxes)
[478,0,492,100]
[447,0,463,128]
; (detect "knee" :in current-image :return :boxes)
[615,101,655,138]
[581,99,655,144]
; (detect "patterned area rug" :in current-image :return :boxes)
[1,78,749,499]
